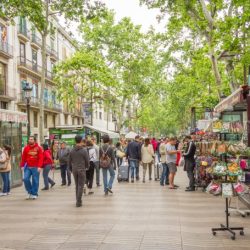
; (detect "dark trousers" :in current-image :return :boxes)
[60,164,71,185]
[1,172,10,193]
[86,162,95,189]
[72,168,86,204]
[117,157,122,167]
[187,168,195,189]
[43,165,55,189]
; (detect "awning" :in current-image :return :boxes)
[83,124,120,139]
[0,109,27,123]
[214,87,244,113]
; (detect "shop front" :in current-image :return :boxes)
[0,109,27,188]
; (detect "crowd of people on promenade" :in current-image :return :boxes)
[0,133,197,207]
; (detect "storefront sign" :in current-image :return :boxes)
[0,109,27,123]
[83,102,92,125]
[214,88,243,113]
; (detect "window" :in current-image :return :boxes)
[77,118,80,125]
[64,114,68,125]
[44,114,48,128]
[0,101,8,109]
[33,111,38,127]
[21,109,26,113]
[0,62,6,95]
[51,37,55,51]
[19,17,27,35]
[95,111,98,119]
[32,81,38,98]
[99,112,102,120]
[32,49,37,70]
[72,116,75,125]
[44,88,48,105]
[20,43,26,62]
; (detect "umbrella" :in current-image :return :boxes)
[125,131,138,139]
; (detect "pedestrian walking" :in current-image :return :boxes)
[91,137,101,187]
[166,137,179,189]
[126,135,141,182]
[58,141,71,186]
[41,144,55,190]
[20,136,43,200]
[0,145,12,196]
[115,142,125,167]
[159,138,169,186]
[69,135,89,207]
[99,135,116,195]
[85,140,96,195]
[141,138,154,183]
[184,134,196,192]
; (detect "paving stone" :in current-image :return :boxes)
[0,169,250,250]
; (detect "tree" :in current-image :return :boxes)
[1,0,106,142]
[141,0,250,98]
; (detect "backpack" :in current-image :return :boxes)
[100,146,111,169]
[0,150,8,170]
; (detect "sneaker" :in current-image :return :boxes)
[61,183,66,186]
[68,183,71,186]
[107,187,113,194]
[26,194,31,200]
[136,177,140,181]
[30,195,38,200]
[131,179,134,183]
[88,191,94,195]
[51,183,56,188]
[7,192,11,195]
[41,187,49,191]
[76,202,82,207]
[97,184,101,187]
[104,191,108,196]
[0,193,7,197]
[149,177,152,181]
[143,179,145,183]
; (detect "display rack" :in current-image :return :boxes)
[211,154,244,240]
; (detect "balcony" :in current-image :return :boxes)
[44,100,62,113]
[50,48,58,61]
[0,42,13,59]
[17,25,30,42]
[31,33,42,49]
[0,86,16,101]
[17,57,42,78]
[18,94,62,113]
[17,94,40,108]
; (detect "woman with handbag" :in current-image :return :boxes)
[141,138,154,183]
[116,142,125,167]
[0,145,11,196]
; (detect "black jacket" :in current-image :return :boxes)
[68,145,89,172]
[126,141,141,161]
[183,141,196,161]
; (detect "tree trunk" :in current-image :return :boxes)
[39,34,47,143]
[39,0,49,143]
[226,60,237,92]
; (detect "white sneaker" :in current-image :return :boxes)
[30,195,38,200]
[0,193,7,197]
[26,194,31,200]
[7,192,11,195]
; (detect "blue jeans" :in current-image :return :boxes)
[23,167,40,196]
[160,163,169,185]
[102,167,115,192]
[43,165,55,189]
[1,172,10,193]
[129,159,139,179]
[60,164,71,185]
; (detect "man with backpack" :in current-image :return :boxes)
[126,135,141,182]
[99,135,116,195]
[69,135,89,207]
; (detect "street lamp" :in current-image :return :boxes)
[22,80,33,139]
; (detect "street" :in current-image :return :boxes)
[0,169,250,250]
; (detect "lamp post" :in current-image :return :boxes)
[22,80,33,140]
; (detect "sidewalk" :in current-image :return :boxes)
[0,167,249,250]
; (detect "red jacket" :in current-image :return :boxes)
[42,149,53,167]
[20,143,43,168]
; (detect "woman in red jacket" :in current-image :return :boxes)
[42,144,56,190]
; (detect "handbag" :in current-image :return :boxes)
[117,150,125,158]
[0,150,8,170]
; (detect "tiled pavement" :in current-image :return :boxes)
[0,167,250,250]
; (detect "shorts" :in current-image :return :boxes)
[167,162,177,173]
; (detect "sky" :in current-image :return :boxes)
[103,0,166,32]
